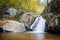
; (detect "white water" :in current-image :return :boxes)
[30,16,46,33]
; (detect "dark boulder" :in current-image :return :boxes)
[41,0,60,34]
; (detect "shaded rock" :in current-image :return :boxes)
[41,0,60,34]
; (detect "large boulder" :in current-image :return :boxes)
[19,12,39,28]
[41,0,60,34]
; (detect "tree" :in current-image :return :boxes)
[0,0,8,19]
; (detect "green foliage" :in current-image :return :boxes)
[0,0,5,8]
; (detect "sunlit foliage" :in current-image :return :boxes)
[0,0,47,14]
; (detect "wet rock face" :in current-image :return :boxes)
[41,0,60,33]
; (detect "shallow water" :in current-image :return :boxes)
[0,33,60,40]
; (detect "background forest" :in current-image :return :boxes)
[0,0,47,15]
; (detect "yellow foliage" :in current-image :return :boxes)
[35,5,46,14]
[7,0,46,14]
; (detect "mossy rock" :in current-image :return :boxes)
[41,0,60,34]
